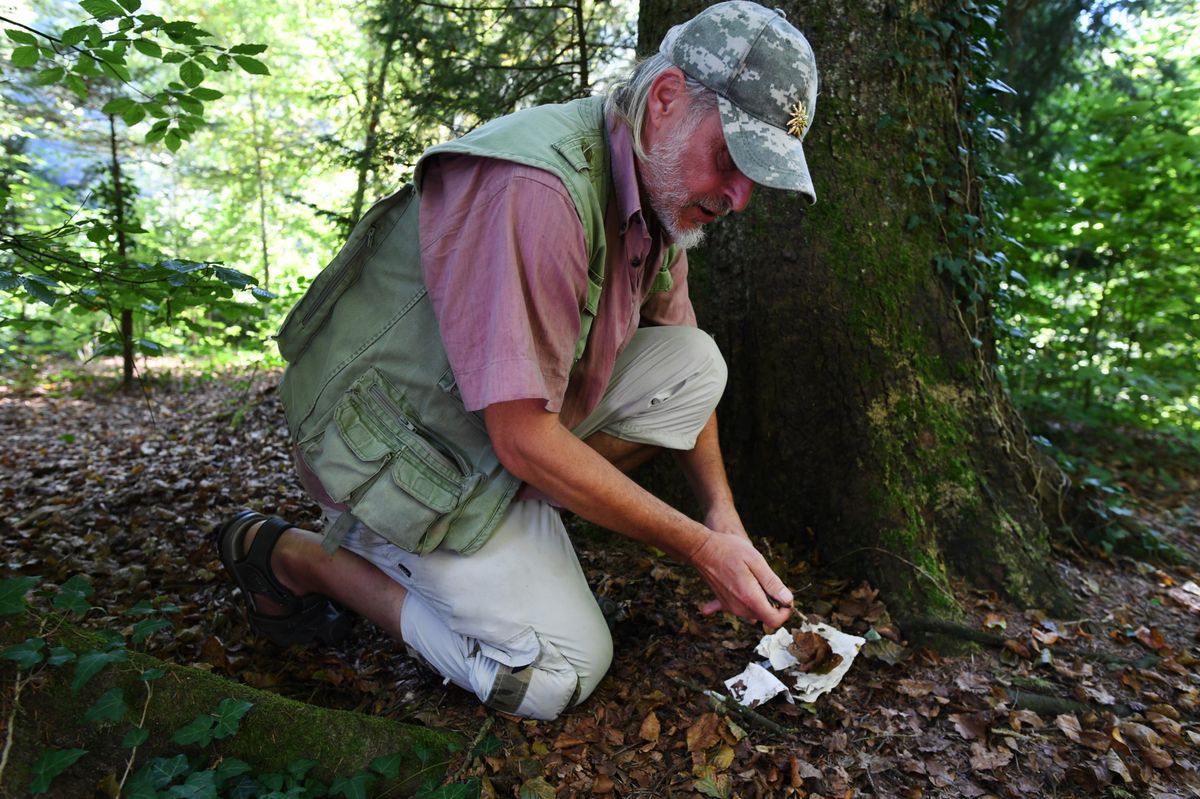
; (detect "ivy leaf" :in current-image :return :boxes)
[29,748,88,794]
[131,618,172,644]
[211,698,253,739]
[233,55,269,75]
[142,754,189,789]
[368,753,403,780]
[72,648,128,694]
[141,667,166,682]
[122,726,150,748]
[0,575,39,615]
[215,758,252,784]
[470,733,502,759]
[164,769,217,799]
[53,574,94,617]
[286,758,317,782]
[172,713,215,747]
[47,645,76,666]
[329,771,376,799]
[1,637,46,668]
[84,687,129,723]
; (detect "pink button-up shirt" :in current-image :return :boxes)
[418,116,696,430]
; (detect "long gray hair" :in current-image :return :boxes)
[604,53,718,159]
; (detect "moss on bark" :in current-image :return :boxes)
[0,613,460,797]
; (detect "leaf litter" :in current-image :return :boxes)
[1,365,1199,797]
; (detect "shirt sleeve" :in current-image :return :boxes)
[640,246,698,327]
[418,154,590,414]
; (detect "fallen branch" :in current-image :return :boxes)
[667,674,793,736]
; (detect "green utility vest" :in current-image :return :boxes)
[275,95,677,556]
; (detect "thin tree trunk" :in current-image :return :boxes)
[108,114,134,391]
[573,0,589,95]
[350,4,402,224]
[248,90,272,293]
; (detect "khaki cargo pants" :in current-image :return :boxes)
[325,326,726,719]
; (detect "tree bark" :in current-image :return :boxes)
[0,613,459,797]
[637,0,1074,617]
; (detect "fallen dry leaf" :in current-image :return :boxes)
[638,711,660,743]
[949,712,989,741]
[686,712,721,753]
[788,629,841,673]
[968,741,1013,771]
[896,679,935,698]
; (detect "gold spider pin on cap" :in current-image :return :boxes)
[787,99,809,138]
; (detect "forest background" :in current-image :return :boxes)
[1,0,1199,796]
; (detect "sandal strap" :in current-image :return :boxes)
[236,514,302,615]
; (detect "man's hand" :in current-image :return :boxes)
[688,529,792,629]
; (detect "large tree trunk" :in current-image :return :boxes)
[638,1,1074,617]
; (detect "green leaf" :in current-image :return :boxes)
[127,599,158,615]
[5,29,37,44]
[1,638,46,668]
[53,574,94,616]
[72,648,128,694]
[29,748,88,794]
[101,96,136,115]
[143,754,189,789]
[85,687,128,723]
[285,758,317,782]
[233,55,269,75]
[81,0,127,19]
[179,60,203,87]
[21,276,58,306]
[189,87,222,101]
[164,131,182,152]
[132,38,161,57]
[122,726,150,748]
[60,24,92,46]
[177,95,203,115]
[64,74,87,99]
[47,645,76,666]
[330,771,376,799]
[122,105,147,126]
[230,43,267,55]
[130,617,172,643]
[117,0,142,12]
[140,667,165,682]
[34,66,64,85]
[0,575,39,615]
[470,734,502,759]
[165,769,217,799]
[171,713,215,747]
[215,758,252,784]
[211,698,252,739]
[12,46,39,67]
[368,753,403,780]
[214,266,254,288]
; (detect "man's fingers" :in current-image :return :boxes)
[700,598,723,615]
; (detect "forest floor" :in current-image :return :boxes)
[1,364,1199,799]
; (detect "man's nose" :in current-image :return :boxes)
[725,170,754,213]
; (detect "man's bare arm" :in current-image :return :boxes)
[484,398,792,627]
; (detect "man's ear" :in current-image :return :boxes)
[643,67,688,145]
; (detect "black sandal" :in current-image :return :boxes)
[215,510,356,646]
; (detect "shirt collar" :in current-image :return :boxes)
[607,114,647,237]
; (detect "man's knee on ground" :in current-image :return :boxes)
[485,629,612,720]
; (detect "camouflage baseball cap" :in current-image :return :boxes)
[660,1,819,202]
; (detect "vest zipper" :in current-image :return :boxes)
[365,383,463,476]
[300,225,376,328]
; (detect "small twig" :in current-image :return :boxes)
[440,715,494,786]
[0,670,25,788]
[118,681,153,794]
[668,674,792,736]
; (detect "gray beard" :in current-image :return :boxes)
[640,126,710,250]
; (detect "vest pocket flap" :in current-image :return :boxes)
[335,401,392,462]
[390,455,460,514]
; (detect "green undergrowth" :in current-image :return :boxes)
[0,574,490,798]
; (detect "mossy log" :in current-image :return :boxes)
[0,612,460,797]
[636,0,1075,619]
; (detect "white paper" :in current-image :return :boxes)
[727,622,866,707]
[724,661,790,707]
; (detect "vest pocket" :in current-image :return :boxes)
[299,369,479,554]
